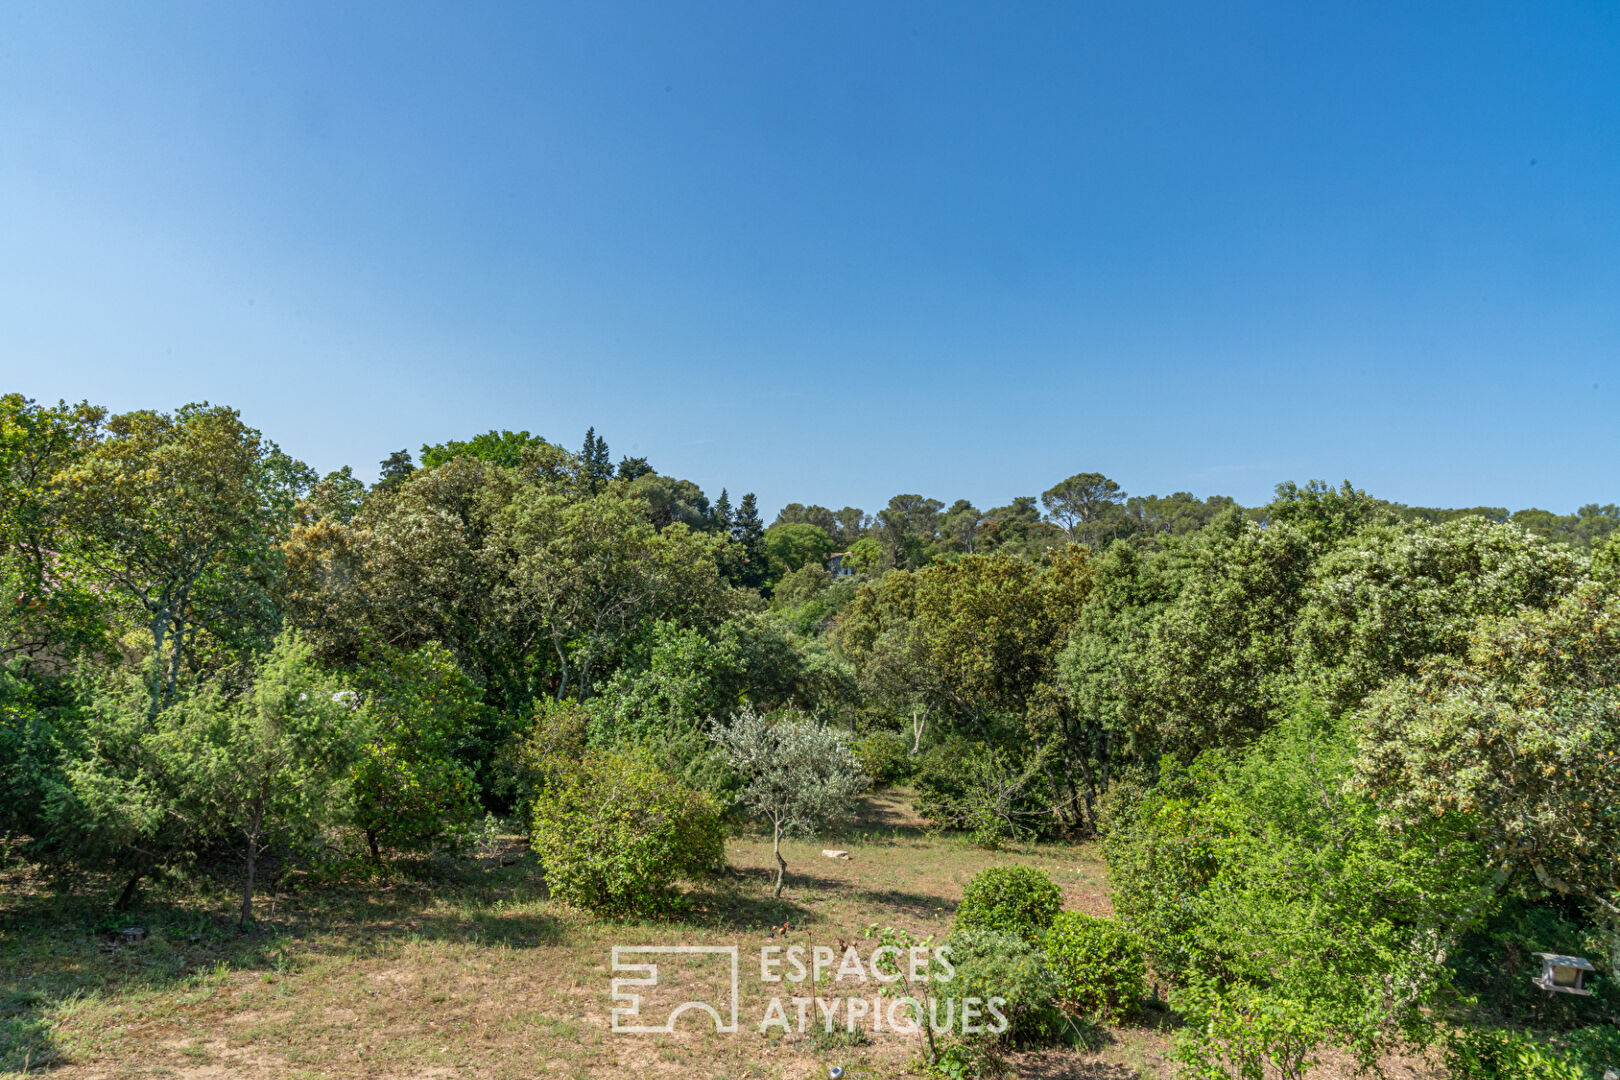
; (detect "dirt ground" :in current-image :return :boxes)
[0,791,1437,1079]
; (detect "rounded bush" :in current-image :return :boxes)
[530,748,724,916]
[852,730,912,784]
[942,927,1064,1046]
[955,865,1063,944]
[1042,911,1147,1022]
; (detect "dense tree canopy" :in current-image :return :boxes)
[3,391,1616,1078]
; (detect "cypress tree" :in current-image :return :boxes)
[731,492,768,590]
[579,427,614,494]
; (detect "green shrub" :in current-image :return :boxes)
[1557,1026,1620,1080]
[940,927,1078,1062]
[852,729,912,784]
[530,748,724,916]
[915,738,1050,848]
[1443,1027,1588,1080]
[348,642,485,859]
[955,865,1063,944]
[1449,899,1619,1026]
[1442,1026,1620,1080]
[1172,979,1328,1080]
[1099,761,1230,979]
[1042,911,1148,1022]
[494,698,589,818]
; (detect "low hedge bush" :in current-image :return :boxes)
[954,865,1063,944]
[1042,910,1147,1022]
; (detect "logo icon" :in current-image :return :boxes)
[610,945,740,1034]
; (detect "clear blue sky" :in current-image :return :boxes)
[3,2,1617,516]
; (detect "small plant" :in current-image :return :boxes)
[1042,911,1147,1022]
[851,729,913,784]
[866,923,947,1066]
[954,865,1063,944]
[530,748,723,916]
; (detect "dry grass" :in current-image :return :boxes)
[0,791,1416,1080]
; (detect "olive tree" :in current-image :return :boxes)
[710,711,868,896]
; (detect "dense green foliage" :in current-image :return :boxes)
[1042,911,1147,1022]
[528,747,723,916]
[953,865,1063,945]
[3,390,1616,1076]
[849,728,912,784]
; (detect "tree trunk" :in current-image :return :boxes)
[772,823,787,898]
[241,787,266,930]
[147,608,171,717]
[910,711,926,756]
[115,862,150,911]
[552,636,570,702]
[164,617,186,708]
[367,828,382,862]
[240,841,257,930]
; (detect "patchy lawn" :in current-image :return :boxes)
[0,791,1167,1078]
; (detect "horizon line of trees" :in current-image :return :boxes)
[3,391,1618,1078]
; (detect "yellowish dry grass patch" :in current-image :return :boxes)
[0,791,1180,1079]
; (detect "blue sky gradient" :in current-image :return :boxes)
[2,2,1617,515]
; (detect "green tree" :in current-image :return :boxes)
[1355,584,1620,979]
[301,466,366,525]
[190,632,364,926]
[506,488,730,701]
[1136,512,1317,759]
[1054,538,1196,826]
[772,502,839,539]
[876,494,943,569]
[375,449,416,493]
[348,642,483,860]
[578,427,614,494]
[55,403,310,712]
[616,454,653,481]
[979,496,1063,556]
[763,522,834,581]
[833,506,867,546]
[1042,472,1126,547]
[1108,706,1487,1072]
[939,499,985,555]
[1122,491,1237,542]
[0,394,106,665]
[1294,518,1583,713]
[627,472,712,530]
[711,711,868,896]
[711,488,734,533]
[729,492,768,589]
[419,428,558,470]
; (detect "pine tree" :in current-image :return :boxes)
[731,492,768,590]
[376,449,415,492]
[712,488,734,532]
[616,455,653,481]
[579,428,614,494]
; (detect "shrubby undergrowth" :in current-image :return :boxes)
[3,394,1617,1080]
